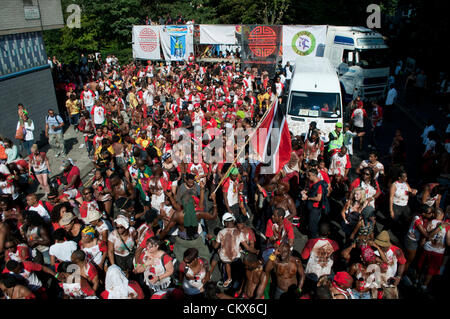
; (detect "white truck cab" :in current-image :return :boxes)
[324,26,390,103]
[285,56,343,142]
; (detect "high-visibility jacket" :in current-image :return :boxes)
[328,130,343,152]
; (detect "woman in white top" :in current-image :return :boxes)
[3,139,19,164]
[17,114,34,156]
[107,215,136,275]
[389,170,417,222]
[27,144,51,195]
[134,237,174,293]
[180,248,210,296]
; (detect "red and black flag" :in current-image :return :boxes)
[250,99,292,174]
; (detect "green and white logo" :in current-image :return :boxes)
[291,31,316,56]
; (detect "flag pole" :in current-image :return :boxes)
[211,97,279,194]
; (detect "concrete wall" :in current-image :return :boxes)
[0,66,58,146]
[0,0,64,35]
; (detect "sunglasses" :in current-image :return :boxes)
[184,258,196,265]
[116,225,125,229]
[83,192,92,195]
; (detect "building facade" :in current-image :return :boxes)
[0,0,63,146]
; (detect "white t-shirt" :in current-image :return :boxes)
[329,153,350,177]
[108,229,136,257]
[223,178,239,207]
[424,219,449,254]
[352,108,365,128]
[302,238,338,279]
[92,105,106,125]
[83,243,104,266]
[49,241,78,262]
[359,160,384,180]
[0,181,19,200]
[17,121,35,141]
[0,164,11,175]
[81,90,95,108]
[393,181,409,206]
[28,203,51,223]
[285,66,292,80]
[216,228,246,263]
[143,90,154,107]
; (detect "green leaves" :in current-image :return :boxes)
[44,0,409,65]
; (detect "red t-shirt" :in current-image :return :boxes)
[265,218,294,242]
[63,165,82,189]
[309,182,323,208]
[84,261,98,282]
[139,228,156,249]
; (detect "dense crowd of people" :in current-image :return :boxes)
[0,53,448,300]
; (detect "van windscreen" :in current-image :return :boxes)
[288,91,341,118]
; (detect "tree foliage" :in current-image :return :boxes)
[43,0,448,72]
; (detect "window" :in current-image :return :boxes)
[342,49,354,65]
[23,0,33,5]
[288,91,341,119]
[356,49,389,69]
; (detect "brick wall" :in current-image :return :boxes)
[0,67,58,146]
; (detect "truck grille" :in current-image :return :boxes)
[363,76,388,86]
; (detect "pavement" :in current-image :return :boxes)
[33,125,95,196]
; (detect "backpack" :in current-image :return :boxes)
[307,180,330,215]
[46,114,62,125]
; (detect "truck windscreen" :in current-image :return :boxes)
[288,91,341,118]
[357,49,389,69]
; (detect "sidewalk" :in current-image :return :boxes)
[35,125,94,195]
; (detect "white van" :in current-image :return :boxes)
[285,56,343,142]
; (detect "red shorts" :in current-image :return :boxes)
[417,250,444,276]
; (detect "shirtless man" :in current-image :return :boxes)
[271,182,297,221]
[236,253,268,299]
[157,188,218,262]
[264,243,305,299]
[110,174,135,202]
[253,162,278,222]
[117,116,129,138]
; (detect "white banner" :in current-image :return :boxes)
[132,26,161,60]
[282,25,327,65]
[160,25,194,61]
[199,25,238,44]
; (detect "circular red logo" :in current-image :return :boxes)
[139,28,157,52]
[248,26,277,58]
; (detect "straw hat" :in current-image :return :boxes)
[59,212,76,226]
[374,230,391,248]
[86,207,102,224]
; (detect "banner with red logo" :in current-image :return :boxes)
[132,26,161,60]
[240,25,282,78]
